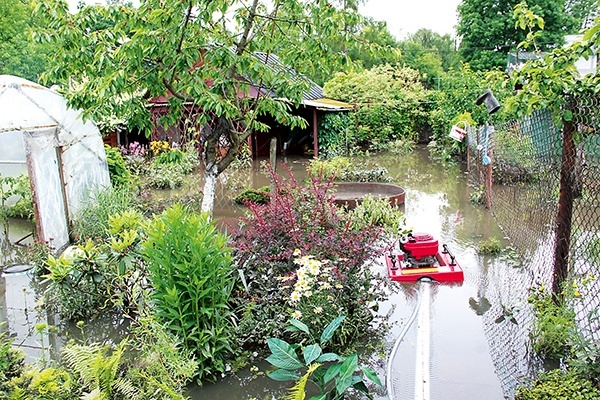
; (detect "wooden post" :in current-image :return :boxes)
[552,117,576,301]
[270,137,277,194]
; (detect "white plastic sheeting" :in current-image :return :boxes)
[0,75,111,251]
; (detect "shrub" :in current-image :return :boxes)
[528,282,576,361]
[349,194,407,237]
[142,204,236,383]
[230,167,385,351]
[43,210,149,320]
[515,369,600,400]
[146,163,185,189]
[234,186,270,204]
[479,237,502,254]
[308,157,391,183]
[104,144,132,187]
[7,367,77,400]
[308,157,352,180]
[0,326,26,394]
[2,174,33,220]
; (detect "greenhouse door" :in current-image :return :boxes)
[23,128,70,251]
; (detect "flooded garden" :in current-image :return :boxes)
[1,147,543,399]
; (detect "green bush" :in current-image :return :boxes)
[308,157,391,182]
[528,283,576,361]
[7,367,77,400]
[515,369,600,400]
[265,317,381,400]
[146,163,185,189]
[234,186,270,204]
[104,145,132,187]
[349,194,407,237]
[324,65,428,149]
[43,210,148,320]
[1,326,26,395]
[142,204,236,383]
[318,112,356,157]
[479,237,502,254]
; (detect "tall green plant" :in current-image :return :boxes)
[142,204,236,383]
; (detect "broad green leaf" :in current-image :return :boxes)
[361,366,382,386]
[266,338,304,370]
[316,353,342,363]
[303,344,322,365]
[320,316,345,345]
[287,318,310,335]
[337,353,358,383]
[267,368,301,381]
[308,395,327,400]
[323,363,341,384]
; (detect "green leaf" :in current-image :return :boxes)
[308,395,327,400]
[316,353,342,363]
[287,318,310,335]
[563,110,573,122]
[323,363,341,384]
[320,316,345,345]
[337,353,358,383]
[361,366,382,386]
[267,368,301,381]
[303,344,322,365]
[266,338,304,370]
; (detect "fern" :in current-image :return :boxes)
[62,341,139,399]
[286,363,321,400]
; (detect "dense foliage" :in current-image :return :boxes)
[457,0,578,71]
[266,316,382,399]
[515,369,600,400]
[324,64,429,149]
[230,168,386,351]
[0,0,51,81]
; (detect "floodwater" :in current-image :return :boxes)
[0,146,536,399]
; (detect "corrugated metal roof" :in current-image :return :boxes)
[252,52,324,101]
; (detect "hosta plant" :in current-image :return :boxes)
[266,316,382,400]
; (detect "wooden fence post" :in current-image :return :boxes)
[552,116,576,301]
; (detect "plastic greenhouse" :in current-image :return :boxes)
[0,75,111,252]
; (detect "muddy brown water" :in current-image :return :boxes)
[1,147,535,399]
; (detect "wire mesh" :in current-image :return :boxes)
[466,95,600,395]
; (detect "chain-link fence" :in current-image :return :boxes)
[466,95,600,396]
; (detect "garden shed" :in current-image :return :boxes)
[0,75,110,252]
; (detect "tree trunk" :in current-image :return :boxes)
[201,163,219,219]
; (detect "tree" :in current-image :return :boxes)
[0,0,51,82]
[347,18,401,70]
[457,0,577,71]
[565,0,600,30]
[35,0,373,216]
